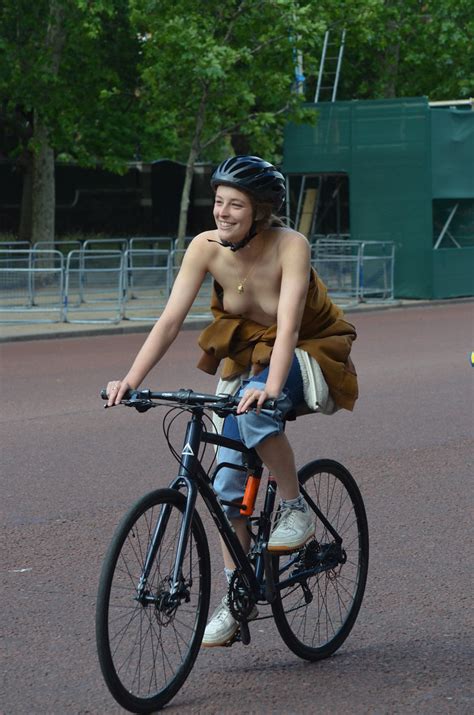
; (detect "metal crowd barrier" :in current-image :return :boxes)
[359,241,395,302]
[129,236,175,252]
[0,236,396,325]
[311,239,361,304]
[123,249,171,320]
[0,249,64,323]
[82,237,129,253]
[311,237,395,304]
[168,248,213,318]
[33,239,82,253]
[126,242,173,299]
[63,250,124,323]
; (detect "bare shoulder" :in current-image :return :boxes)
[264,226,309,248]
[186,230,216,249]
[182,231,216,264]
[269,227,310,262]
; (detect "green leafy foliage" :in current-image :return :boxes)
[313,0,474,101]
[0,0,471,241]
[130,0,322,165]
[0,0,141,169]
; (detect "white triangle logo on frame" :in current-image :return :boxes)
[182,442,194,456]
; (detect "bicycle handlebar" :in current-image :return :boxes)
[100,388,295,420]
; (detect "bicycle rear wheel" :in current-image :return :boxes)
[271,459,368,661]
[96,488,211,713]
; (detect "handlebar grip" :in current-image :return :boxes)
[100,388,133,401]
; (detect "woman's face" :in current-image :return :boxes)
[213,185,254,244]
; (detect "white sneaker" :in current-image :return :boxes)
[201,596,258,648]
[267,505,315,553]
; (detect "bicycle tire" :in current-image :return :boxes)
[271,459,369,661]
[96,488,211,713]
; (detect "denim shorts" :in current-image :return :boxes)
[213,355,305,518]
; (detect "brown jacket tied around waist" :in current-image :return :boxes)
[197,268,358,411]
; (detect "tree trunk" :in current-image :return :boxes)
[18,152,34,243]
[231,131,251,155]
[176,87,208,254]
[380,3,401,98]
[380,35,400,98]
[28,0,65,253]
[31,117,56,249]
[175,146,199,253]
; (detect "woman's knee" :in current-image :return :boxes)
[237,409,283,450]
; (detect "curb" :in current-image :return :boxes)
[0,318,211,344]
[0,297,472,344]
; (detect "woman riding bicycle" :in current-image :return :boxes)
[106,155,358,648]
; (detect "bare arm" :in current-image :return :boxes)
[108,239,208,405]
[238,233,310,413]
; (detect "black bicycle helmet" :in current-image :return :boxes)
[211,155,286,211]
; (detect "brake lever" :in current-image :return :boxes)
[127,400,155,413]
[122,391,156,412]
[263,394,295,421]
[101,388,155,413]
[210,393,295,421]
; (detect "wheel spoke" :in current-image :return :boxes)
[96,489,210,711]
[271,461,368,660]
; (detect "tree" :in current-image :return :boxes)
[2,0,470,246]
[130,0,324,245]
[0,0,141,243]
[313,0,474,101]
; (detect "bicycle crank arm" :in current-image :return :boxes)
[238,620,251,645]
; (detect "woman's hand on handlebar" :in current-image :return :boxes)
[106,379,133,407]
[237,386,274,415]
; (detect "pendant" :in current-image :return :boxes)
[237,283,244,294]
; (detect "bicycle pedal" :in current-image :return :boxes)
[225,622,251,647]
[225,631,241,647]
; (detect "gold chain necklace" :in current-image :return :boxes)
[235,244,263,293]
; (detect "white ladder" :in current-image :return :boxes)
[314,29,346,103]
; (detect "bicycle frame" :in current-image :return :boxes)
[139,407,274,603]
[135,400,348,607]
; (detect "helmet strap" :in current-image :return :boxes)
[207,222,258,252]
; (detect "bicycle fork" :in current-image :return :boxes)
[137,414,202,606]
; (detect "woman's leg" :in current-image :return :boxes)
[222,517,250,570]
[221,433,301,568]
[203,357,309,645]
[203,416,257,647]
[213,413,252,570]
[254,431,299,500]
[237,356,303,500]
[237,357,314,552]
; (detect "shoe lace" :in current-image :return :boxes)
[274,506,294,527]
[213,598,231,623]
[275,505,308,529]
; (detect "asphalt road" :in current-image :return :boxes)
[1,302,473,714]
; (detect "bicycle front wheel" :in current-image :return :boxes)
[96,488,211,713]
[271,459,369,661]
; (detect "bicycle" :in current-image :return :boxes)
[96,387,369,714]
